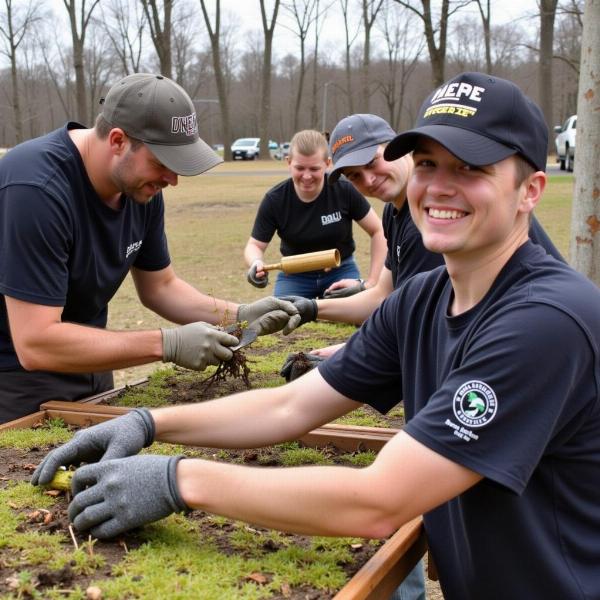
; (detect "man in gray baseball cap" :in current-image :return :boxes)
[99,73,221,176]
[0,72,301,421]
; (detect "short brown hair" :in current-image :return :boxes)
[94,114,144,150]
[289,130,329,161]
[514,154,536,188]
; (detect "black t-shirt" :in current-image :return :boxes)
[319,242,600,599]
[0,123,170,370]
[383,202,564,289]
[382,202,444,288]
[250,175,371,260]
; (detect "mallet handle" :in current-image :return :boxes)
[263,249,341,274]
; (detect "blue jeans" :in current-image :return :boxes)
[388,560,426,600]
[273,256,360,299]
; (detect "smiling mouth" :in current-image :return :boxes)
[428,208,466,220]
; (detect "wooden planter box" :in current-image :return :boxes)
[1,401,428,600]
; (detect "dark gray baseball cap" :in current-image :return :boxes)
[99,73,222,176]
[329,114,396,183]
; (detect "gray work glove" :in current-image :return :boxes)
[247,260,269,289]
[237,297,301,335]
[323,280,366,299]
[69,455,188,539]
[31,408,155,486]
[161,322,238,370]
[280,352,325,382]
[278,295,318,326]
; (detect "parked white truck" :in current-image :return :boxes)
[554,115,576,172]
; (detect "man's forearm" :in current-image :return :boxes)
[138,276,239,326]
[17,322,163,372]
[177,458,407,538]
[316,285,386,324]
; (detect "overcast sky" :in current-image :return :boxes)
[216,0,540,58]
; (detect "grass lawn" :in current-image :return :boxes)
[108,160,574,386]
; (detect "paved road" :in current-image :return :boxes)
[546,163,573,177]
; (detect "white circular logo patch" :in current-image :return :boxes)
[453,380,497,428]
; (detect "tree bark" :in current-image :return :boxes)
[62,0,100,126]
[258,0,281,160]
[539,0,558,151]
[199,0,233,160]
[569,0,600,282]
[141,0,173,79]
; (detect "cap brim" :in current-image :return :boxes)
[329,144,380,184]
[145,137,223,176]
[384,125,517,167]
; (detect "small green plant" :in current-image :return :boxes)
[342,450,377,467]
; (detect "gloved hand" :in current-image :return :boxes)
[280,352,325,382]
[323,280,366,299]
[31,408,155,486]
[69,455,188,539]
[237,297,301,335]
[162,322,238,370]
[247,260,269,288]
[278,295,318,326]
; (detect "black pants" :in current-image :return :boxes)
[0,369,114,424]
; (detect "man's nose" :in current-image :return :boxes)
[162,170,178,186]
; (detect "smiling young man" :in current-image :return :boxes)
[34,73,600,599]
[0,73,301,422]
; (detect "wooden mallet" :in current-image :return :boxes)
[262,249,341,274]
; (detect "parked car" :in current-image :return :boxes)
[274,141,291,160]
[231,137,260,160]
[554,115,576,172]
[231,138,279,160]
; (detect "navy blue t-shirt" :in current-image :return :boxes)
[251,174,371,260]
[320,242,600,599]
[0,123,170,370]
[383,202,564,289]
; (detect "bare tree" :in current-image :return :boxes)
[140,0,174,78]
[569,0,600,281]
[258,0,281,159]
[359,0,384,113]
[309,0,328,126]
[472,0,492,73]
[376,1,422,129]
[554,0,583,74]
[62,0,101,125]
[339,0,360,113]
[199,0,235,159]
[172,3,199,85]
[538,0,559,146]
[282,0,320,130]
[100,0,146,76]
[392,0,469,87]
[0,0,41,143]
[84,25,115,122]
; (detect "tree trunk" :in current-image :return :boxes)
[258,0,280,160]
[199,0,233,161]
[141,0,173,78]
[569,0,600,282]
[62,0,100,126]
[539,0,558,151]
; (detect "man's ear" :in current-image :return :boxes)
[107,128,128,156]
[520,171,546,215]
